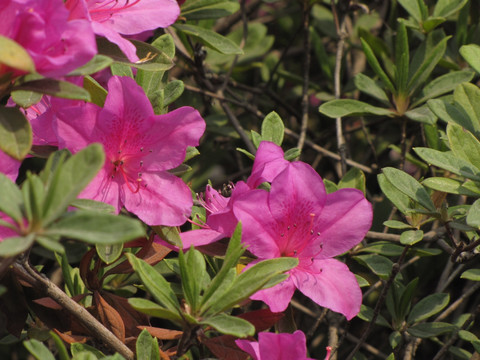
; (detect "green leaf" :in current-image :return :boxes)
[360,38,395,94]
[163,80,185,107]
[412,70,474,107]
[0,107,32,160]
[414,147,480,181]
[0,35,35,73]
[404,105,437,125]
[83,76,107,107]
[357,304,391,327]
[383,220,414,229]
[126,254,180,312]
[110,63,133,78]
[0,173,23,223]
[152,225,182,248]
[128,298,182,322]
[10,90,42,108]
[398,0,427,23]
[70,199,115,213]
[136,329,160,360]
[175,24,243,55]
[319,99,396,118]
[447,123,480,169]
[13,79,91,101]
[353,73,390,105]
[23,339,55,360]
[200,313,254,337]
[338,167,366,194]
[359,242,405,257]
[36,235,64,254]
[261,111,284,146]
[407,322,455,338]
[382,167,436,212]
[354,254,393,279]
[400,230,423,245]
[68,55,114,76]
[407,36,449,95]
[378,173,411,215]
[454,83,480,135]
[460,44,480,74]
[179,248,207,313]
[0,234,34,257]
[42,144,105,226]
[284,148,300,161]
[356,274,370,287]
[433,0,468,18]
[407,293,450,324]
[96,244,123,264]
[50,331,70,360]
[460,269,480,281]
[395,22,409,95]
[428,99,480,137]
[182,0,240,20]
[467,199,480,229]
[422,177,480,196]
[46,212,144,245]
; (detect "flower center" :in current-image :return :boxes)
[280,213,323,258]
[112,159,142,193]
[88,0,142,17]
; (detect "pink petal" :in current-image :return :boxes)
[79,165,123,213]
[250,275,296,313]
[0,151,21,182]
[308,188,372,259]
[257,330,310,360]
[235,339,260,360]
[180,228,226,248]
[247,141,289,189]
[92,21,139,62]
[123,171,192,226]
[89,0,180,35]
[293,258,362,320]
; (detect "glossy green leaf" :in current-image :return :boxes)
[152,225,182,248]
[0,35,35,73]
[110,62,134,78]
[447,123,480,169]
[378,173,411,215]
[68,55,114,76]
[163,80,184,108]
[23,339,55,360]
[0,173,23,223]
[353,73,390,105]
[128,298,182,322]
[356,274,370,288]
[83,76,107,107]
[126,254,180,312]
[398,0,427,23]
[460,269,480,281]
[412,70,474,107]
[338,167,366,194]
[200,313,254,337]
[50,331,69,360]
[382,167,436,212]
[400,230,423,245]
[10,90,42,108]
[466,199,480,229]
[360,38,395,94]
[261,111,284,146]
[0,107,32,160]
[70,199,115,214]
[357,304,391,328]
[454,83,480,135]
[36,235,64,254]
[395,22,409,94]
[404,105,437,124]
[13,79,91,101]
[0,234,34,257]
[433,0,468,18]
[407,293,450,324]
[136,329,160,360]
[428,99,480,137]
[414,147,480,181]
[407,322,455,338]
[383,220,414,230]
[46,212,144,245]
[422,177,480,196]
[42,144,105,226]
[460,44,480,74]
[174,24,243,55]
[284,147,300,161]
[96,244,123,264]
[353,254,393,279]
[70,343,104,358]
[319,99,395,118]
[179,248,207,313]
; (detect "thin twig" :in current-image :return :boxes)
[14,259,134,360]
[434,282,480,322]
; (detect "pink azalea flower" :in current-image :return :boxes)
[178,141,289,248]
[66,0,180,62]
[54,75,205,226]
[235,330,315,360]
[0,0,96,78]
[0,151,21,182]
[233,162,372,319]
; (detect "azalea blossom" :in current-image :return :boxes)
[178,141,289,248]
[233,162,372,319]
[235,330,315,360]
[66,0,180,62]
[54,75,205,226]
[0,150,21,182]
[0,0,96,78]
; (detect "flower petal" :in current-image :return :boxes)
[123,171,192,226]
[247,141,289,189]
[180,228,226,248]
[92,21,139,62]
[257,330,309,360]
[250,275,296,313]
[235,339,260,360]
[293,258,361,320]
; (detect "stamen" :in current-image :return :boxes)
[325,346,332,360]
[89,0,142,15]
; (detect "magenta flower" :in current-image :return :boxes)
[233,162,372,319]
[235,330,315,360]
[66,0,180,62]
[178,141,289,248]
[0,0,96,78]
[0,151,21,182]
[54,75,205,226]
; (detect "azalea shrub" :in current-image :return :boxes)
[2,0,480,359]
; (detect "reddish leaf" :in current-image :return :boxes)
[203,335,249,360]
[33,294,87,310]
[137,325,182,340]
[93,291,126,342]
[52,329,89,344]
[237,309,284,332]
